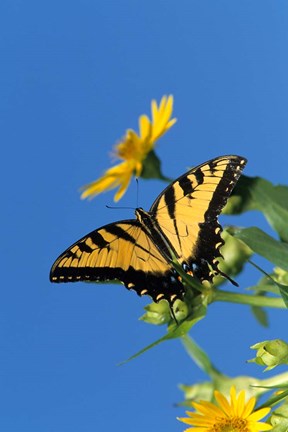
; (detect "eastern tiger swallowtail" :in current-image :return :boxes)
[50,155,247,308]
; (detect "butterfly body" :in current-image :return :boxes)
[50,155,247,306]
[135,207,178,262]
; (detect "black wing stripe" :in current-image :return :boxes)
[89,231,110,249]
[208,159,218,173]
[178,175,194,197]
[77,242,95,253]
[204,158,245,221]
[105,224,162,262]
[103,224,137,244]
[164,183,176,219]
[194,167,204,185]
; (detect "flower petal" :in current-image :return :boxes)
[81,161,134,202]
[242,396,256,418]
[178,414,215,427]
[249,421,272,431]
[193,400,225,417]
[150,95,177,143]
[234,389,246,417]
[214,390,231,416]
[248,407,271,422]
[113,173,132,201]
[138,115,153,155]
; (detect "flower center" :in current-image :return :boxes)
[117,139,137,160]
[210,417,249,432]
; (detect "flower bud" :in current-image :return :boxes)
[179,381,214,403]
[140,300,171,325]
[249,339,288,371]
[180,375,268,404]
[269,400,288,431]
[273,267,288,285]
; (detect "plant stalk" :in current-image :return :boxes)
[214,289,285,308]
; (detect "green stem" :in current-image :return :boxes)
[214,289,286,308]
[259,371,288,388]
[261,388,288,409]
[181,334,223,379]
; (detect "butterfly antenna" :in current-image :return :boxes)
[106,205,135,210]
[136,177,139,208]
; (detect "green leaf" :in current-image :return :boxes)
[258,387,288,409]
[248,283,280,295]
[248,261,288,308]
[248,178,288,242]
[141,150,171,181]
[278,284,288,308]
[251,306,269,327]
[181,334,221,377]
[224,175,259,214]
[234,227,288,271]
[267,393,288,432]
[270,421,288,432]
[226,175,288,241]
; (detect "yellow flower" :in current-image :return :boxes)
[81,95,176,202]
[178,386,272,432]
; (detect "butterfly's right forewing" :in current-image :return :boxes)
[150,155,247,283]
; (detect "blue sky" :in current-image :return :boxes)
[1,1,288,431]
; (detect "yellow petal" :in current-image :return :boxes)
[165,117,177,129]
[150,95,176,143]
[178,414,214,427]
[183,428,203,432]
[159,94,172,120]
[234,390,246,417]
[151,97,164,122]
[177,417,194,425]
[242,396,256,418]
[113,172,132,201]
[248,407,271,422]
[138,114,152,142]
[80,161,134,201]
[214,390,231,416]
[193,400,225,418]
[250,421,272,431]
[80,175,119,199]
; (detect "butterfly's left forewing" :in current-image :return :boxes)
[50,220,185,305]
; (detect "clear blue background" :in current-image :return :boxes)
[1,1,288,431]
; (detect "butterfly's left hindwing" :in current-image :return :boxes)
[50,220,185,305]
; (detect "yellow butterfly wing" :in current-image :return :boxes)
[50,220,185,304]
[50,155,247,306]
[149,155,247,283]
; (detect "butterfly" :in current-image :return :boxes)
[50,155,247,308]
